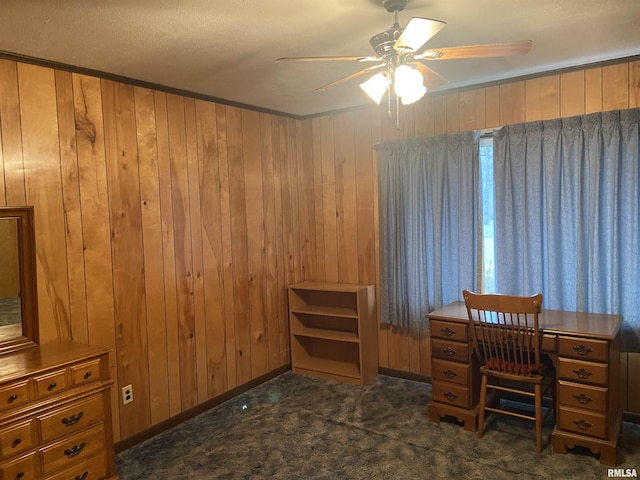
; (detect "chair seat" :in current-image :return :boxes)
[485,356,550,375]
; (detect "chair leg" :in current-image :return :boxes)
[478,374,488,439]
[535,383,542,454]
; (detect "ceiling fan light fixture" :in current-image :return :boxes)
[359,72,390,104]
[393,65,426,105]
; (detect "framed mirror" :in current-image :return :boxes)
[0,206,38,354]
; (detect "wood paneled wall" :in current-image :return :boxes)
[1,57,639,445]
[0,59,302,441]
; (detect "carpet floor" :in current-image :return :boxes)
[116,372,640,479]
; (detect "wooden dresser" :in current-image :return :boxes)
[0,341,117,480]
[427,301,623,466]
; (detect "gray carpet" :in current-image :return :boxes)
[116,372,640,479]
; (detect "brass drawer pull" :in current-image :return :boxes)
[11,437,22,447]
[444,391,457,401]
[83,371,93,379]
[64,441,86,458]
[572,345,593,356]
[573,393,592,404]
[8,393,18,402]
[48,382,58,391]
[573,419,592,430]
[443,369,457,379]
[62,411,84,426]
[440,347,456,356]
[573,368,593,379]
[75,472,88,480]
[16,472,24,479]
[440,327,455,337]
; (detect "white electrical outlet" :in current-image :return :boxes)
[122,384,133,405]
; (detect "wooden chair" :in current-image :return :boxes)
[462,290,554,453]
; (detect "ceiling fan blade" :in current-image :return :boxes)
[313,64,386,92]
[394,17,447,53]
[276,56,381,62]
[416,40,532,60]
[411,62,449,89]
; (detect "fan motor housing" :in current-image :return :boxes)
[369,27,403,59]
[380,0,408,12]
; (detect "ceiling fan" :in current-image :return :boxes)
[276,0,532,106]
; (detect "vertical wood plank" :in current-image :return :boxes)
[602,63,629,111]
[153,90,182,416]
[459,89,486,132]
[415,96,435,137]
[195,100,228,397]
[101,79,150,437]
[628,352,640,413]
[134,86,170,424]
[55,70,88,345]
[320,116,338,283]
[184,98,208,404]
[226,106,252,385]
[260,113,281,371]
[499,81,526,126]
[485,86,501,128]
[72,73,119,440]
[242,109,269,378]
[166,94,197,410]
[560,70,585,117]
[525,75,560,121]
[585,67,603,114]
[215,104,239,388]
[334,112,359,284]
[446,93,460,133]
[0,59,25,205]
[310,117,326,282]
[18,63,71,343]
[630,61,640,108]
[298,118,316,280]
[433,96,447,135]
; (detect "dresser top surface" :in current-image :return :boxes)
[0,340,110,382]
[427,301,622,340]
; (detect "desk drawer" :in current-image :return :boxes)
[558,380,607,413]
[431,339,469,363]
[45,451,107,480]
[431,380,470,409]
[34,370,68,399]
[430,320,468,341]
[558,405,607,439]
[559,337,608,362]
[558,358,608,386]
[432,358,469,386]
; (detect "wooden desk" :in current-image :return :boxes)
[426,301,622,466]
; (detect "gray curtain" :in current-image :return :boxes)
[376,132,479,329]
[494,109,640,351]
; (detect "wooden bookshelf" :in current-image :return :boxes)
[288,282,377,385]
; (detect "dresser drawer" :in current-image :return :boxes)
[558,358,608,386]
[0,382,30,413]
[558,405,607,439]
[0,451,39,480]
[34,370,68,399]
[71,360,102,387]
[45,451,107,480]
[558,337,608,362]
[431,320,468,341]
[41,423,105,475]
[431,358,470,386]
[558,380,607,413]
[38,395,104,443]
[431,380,470,409]
[431,338,469,363]
[0,420,35,459]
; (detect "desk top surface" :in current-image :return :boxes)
[427,301,622,340]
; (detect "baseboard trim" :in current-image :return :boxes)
[114,364,291,453]
[378,367,431,384]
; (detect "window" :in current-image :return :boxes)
[479,136,495,294]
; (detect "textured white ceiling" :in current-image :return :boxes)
[0,0,639,117]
